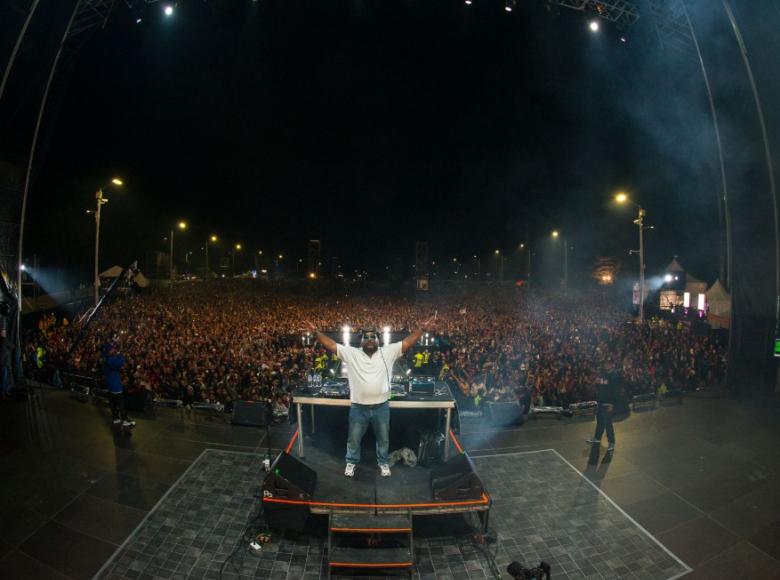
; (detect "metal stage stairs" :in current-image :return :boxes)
[327,511,414,578]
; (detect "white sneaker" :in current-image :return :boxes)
[122,420,136,428]
[379,464,391,478]
[113,419,121,425]
[344,463,356,478]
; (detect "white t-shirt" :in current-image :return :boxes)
[336,342,403,405]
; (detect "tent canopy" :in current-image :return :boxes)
[706,279,731,329]
[99,265,123,278]
[666,258,685,273]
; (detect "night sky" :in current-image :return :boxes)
[16,0,727,287]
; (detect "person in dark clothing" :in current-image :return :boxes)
[103,341,135,428]
[1,328,14,399]
[586,358,620,451]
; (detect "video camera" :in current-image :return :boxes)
[507,560,551,580]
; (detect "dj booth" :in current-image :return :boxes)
[264,377,489,576]
[291,377,457,460]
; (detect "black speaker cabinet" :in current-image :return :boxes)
[431,453,484,501]
[231,400,269,427]
[262,452,317,531]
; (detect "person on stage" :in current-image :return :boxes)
[586,357,620,451]
[102,340,135,429]
[304,316,436,478]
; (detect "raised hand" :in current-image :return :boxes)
[420,313,437,332]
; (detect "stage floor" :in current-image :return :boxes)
[284,433,489,515]
[94,448,690,579]
[3,387,780,579]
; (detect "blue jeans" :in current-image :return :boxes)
[594,403,615,444]
[346,402,390,465]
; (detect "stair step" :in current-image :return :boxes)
[328,546,413,568]
[330,513,411,533]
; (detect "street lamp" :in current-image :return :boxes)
[170,221,187,287]
[518,242,531,284]
[232,243,242,276]
[92,177,123,306]
[551,231,568,292]
[494,249,504,281]
[615,192,647,323]
[205,234,218,279]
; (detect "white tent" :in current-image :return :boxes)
[706,279,731,329]
[684,273,707,296]
[134,272,150,288]
[99,265,123,278]
[666,258,685,273]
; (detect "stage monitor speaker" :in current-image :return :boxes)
[231,400,268,427]
[262,452,317,531]
[431,453,484,501]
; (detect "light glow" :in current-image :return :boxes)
[683,292,691,308]
[697,293,706,311]
[163,5,174,17]
[589,20,600,32]
[111,178,123,186]
[615,192,628,203]
[664,273,673,283]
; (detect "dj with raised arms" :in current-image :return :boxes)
[303,315,437,479]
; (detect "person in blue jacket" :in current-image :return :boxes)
[102,341,135,428]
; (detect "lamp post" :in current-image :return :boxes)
[494,249,503,281]
[205,234,217,279]
[92,177,123,306]
[232,243,242,277]
[616,193,647,323]
[519,243,531,285]
[551,231,568,292]
[170,221,187,287]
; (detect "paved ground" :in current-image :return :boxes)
[1,386,779,579]
[94,448,690,580]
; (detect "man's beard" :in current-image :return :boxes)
[362,342,378,354]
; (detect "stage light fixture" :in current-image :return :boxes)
[664,274,673,283]
[163,4,174,17]
[504,1,514,12]
[589,20,600,32]
[136,17,142,24]
[465,0,472,4]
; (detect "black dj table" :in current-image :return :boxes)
[291,381,456,459]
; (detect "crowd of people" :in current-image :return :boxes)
[21,281,727,416]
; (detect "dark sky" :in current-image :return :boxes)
[15,0,729,286]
